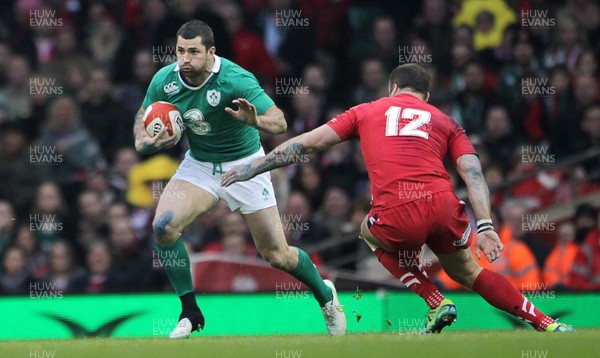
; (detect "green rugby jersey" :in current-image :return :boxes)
[142,55,275,162]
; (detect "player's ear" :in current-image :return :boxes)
[424,91,430,102]
[388,83,397,96]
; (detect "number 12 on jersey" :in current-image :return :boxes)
[385,106,431,139]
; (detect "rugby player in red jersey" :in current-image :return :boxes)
[221,64,573,333]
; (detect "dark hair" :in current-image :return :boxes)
[176,20,214,49]
[389,63,430,95]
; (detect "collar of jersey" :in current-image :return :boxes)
[175,54,222,90]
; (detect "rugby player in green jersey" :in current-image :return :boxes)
[133,20,345,338]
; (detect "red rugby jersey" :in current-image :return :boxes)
[327,94,477,210]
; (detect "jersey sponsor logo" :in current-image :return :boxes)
[453,225,471,246]
[163,81,179,95]
[183,108,211,135]
[207,89,221,106]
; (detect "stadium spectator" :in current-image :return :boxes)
[314,187,352,244]
[76,190,109,242]
[0,200,16,257]
[484,163,506,209]
[13,224,46,278]
[138,0,169,48]
[414,0,453,73]
[448,42,475,93]
[119,49,158,119]
[302,63,331,101]
[39,240,82,294]
[290,91,323,134]
[452,0,516,52]
[0,40,13,87]
[574,104,600,178]
[291,162,325,211]
[321,141,358,195]
[0,55,33,126]
[543,17,585,73]
[496,41,544,108]
[368,16,398,73]
[217,1,276,81]
[70,241,125,294]
[282,191,330,247]
[79,67,132,162]
[352,57,386,105]
[37,97,105,197]
[107,147,140,202]
[40,27,91,87]
[544,65,576,157]
[30,182,74,250]
[0,246,34,295]
[217,212,251,242]
[544,222,579,290]
[450,60,495,134]
[183,201,228,252]
[109,218,166,292]
[85,13,133,83]
[255,0,314,76]
[481,105,521,173]
[575,49,598,77]
[570,222,600,291]
[298,0,351,60]
[573,204,598,245]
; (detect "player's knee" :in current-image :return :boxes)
[261,248,291,271]
[152,210,179,246]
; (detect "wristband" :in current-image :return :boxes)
[476,219,494,234]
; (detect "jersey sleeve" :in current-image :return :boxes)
[237,72,275,115]
[326,105,362,140]
[447,117,477,164]
[142,72,167,110]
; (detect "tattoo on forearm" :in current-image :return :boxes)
[251,142,307,176]
[466,164,491,217]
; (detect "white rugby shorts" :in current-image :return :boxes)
[171,147,277,214]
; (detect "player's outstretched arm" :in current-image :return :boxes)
[225,99,287,134]
[221,124,342,187]
[456,154,504,263]
[133,106,179,154]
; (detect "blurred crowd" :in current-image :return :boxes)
[1,0,600,295]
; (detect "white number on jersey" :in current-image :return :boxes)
[385,106,431,139]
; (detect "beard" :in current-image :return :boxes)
[180,65,203,78]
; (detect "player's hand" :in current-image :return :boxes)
[134,124,179,154]
[221,164,255,187]
[225,98,258,127]
[476,230,504,263]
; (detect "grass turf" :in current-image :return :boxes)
[2,330,598,358]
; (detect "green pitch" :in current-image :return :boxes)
[3,330,598,358]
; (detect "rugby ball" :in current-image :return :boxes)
[143,101,184,141]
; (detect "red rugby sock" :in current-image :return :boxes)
[472,268,555,331]
[374,248,444,309]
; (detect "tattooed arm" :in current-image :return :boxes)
[456,154,503,262]
[133,106,179,154]
[221,124,343,187]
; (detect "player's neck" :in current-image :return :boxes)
[393,90,425,101]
